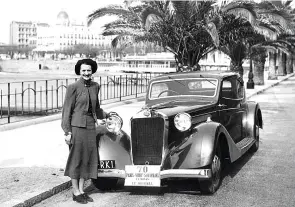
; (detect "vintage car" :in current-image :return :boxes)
[93,71,263,194]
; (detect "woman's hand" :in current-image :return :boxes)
[64,132,72,145]
[96,119,106,127]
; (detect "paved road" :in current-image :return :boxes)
[35,76,295,207]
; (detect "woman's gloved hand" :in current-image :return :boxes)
[64,132,72,145]
[96,119,106,127]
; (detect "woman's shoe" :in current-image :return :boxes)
[82,193,94,202]
[73,194,87,204]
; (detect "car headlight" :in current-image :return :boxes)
[174,112,191,132]
[106,113,123,134]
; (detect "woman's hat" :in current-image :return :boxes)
[75,59,98,75]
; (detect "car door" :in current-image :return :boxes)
[218,76,245,143]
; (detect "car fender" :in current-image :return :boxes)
[245,101,263,138]
[96,126,132,170]
[166,121,241,169]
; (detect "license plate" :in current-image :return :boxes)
[124,165,161,187]
[98,160,115,169]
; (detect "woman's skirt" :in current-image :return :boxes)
[64,116,98,179]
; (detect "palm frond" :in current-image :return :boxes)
[106,22,140,30]
[222,2,257,26]
[141,7,162,30]
[104,19,126,28]
[253,25,277,40]
[172,0,188,15]
[88,5,130,26]
[102,27,145,37]
[259,9,294,32]
[254,44,290,54]
[205,22,219,47]
[283,0,294,7]
[111,35,134,48]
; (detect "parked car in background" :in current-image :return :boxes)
[93,71,263,194]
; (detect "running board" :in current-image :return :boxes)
[236,137,255,155]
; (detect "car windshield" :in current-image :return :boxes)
[149,77,218,100]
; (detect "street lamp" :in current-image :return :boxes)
[247,57,254,89]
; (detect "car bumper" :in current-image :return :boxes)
[97,169,211,179]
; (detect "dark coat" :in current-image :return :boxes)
[61,78,106,134]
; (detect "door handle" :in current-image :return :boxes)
[218,104,226,108]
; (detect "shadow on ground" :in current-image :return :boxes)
[83,151,255,196]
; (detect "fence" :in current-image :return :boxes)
[0,73,158,125]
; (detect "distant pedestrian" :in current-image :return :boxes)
[61,58,106,204]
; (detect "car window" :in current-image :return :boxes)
[221,79,234,99]
[222,77,242,99]
[150,82,169,98]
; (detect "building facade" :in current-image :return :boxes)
[9,21,49,48]
[35,11,114,55]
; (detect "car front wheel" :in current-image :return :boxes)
[92,178,118,191]
[199,144,222,194]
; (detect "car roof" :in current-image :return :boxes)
[151,71,238,82]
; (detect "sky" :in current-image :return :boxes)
[0,0,124,44]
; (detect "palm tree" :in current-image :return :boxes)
[88,2,149,51]
[251,34,295,83]
[268,50,277,80]
[218,14,257,77]
[263,1,295,78]
[142,1,265,72]
[88,1,220,72]
[239,0,294,84]
[88,1,260,72]
[216,0,294,85]
[276,35,295,75]
[88,0,294,77]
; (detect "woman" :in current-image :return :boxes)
[61,58,106,204]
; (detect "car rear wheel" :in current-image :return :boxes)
[199,144,222,194]
[92,178,118,191]
[250,115,259,152]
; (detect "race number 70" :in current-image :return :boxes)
[137,166,148,173]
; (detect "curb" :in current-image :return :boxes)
[10,73,294,207]
[0,96,145,132]
[246,73,295,99]
[13,181,72,207]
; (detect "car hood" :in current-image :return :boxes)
[137,100,217,118]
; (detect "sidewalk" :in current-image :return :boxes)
[0,72,294,207]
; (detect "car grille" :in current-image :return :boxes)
[131,117,165,165]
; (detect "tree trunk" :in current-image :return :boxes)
[278,51,287,76]
[253,55,266,85]
[286,53,293,74]
[293,56,295,73]
[268,51,278,80]
[230,60,243,78]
